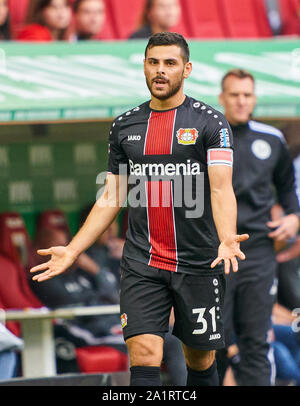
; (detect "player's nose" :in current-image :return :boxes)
[156,63,166,75]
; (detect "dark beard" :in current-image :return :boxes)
[146,76,184,101]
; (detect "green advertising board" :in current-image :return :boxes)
[0,121,113,236]
[0,38,299,121]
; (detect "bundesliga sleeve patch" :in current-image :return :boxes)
[207,148,233,167]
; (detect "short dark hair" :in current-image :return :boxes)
[73,0,102,12]
[145,32,190,63]
[221,68,255,91]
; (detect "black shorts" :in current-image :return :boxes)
[120,257,226,350]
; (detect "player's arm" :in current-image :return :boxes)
[30,173,128,282]
[208,163,248,274]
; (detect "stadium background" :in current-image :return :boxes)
[0,0,299,385]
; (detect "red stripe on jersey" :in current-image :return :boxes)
[144,110,178,271]
[144,110,176,155]
[146,181,177,272]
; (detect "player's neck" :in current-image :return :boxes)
[150,92,186,111]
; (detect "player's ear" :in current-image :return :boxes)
[183,61,192,79]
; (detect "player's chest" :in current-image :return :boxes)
[119,112,205,162]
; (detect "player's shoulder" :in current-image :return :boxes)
[111,101,149,128]
[248,120,286,144]
[186,96,227,126]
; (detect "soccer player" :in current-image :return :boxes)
[30,33,248,386]
[217,69,300,386]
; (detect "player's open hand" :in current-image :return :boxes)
[211,234,249,274]
[30,246,78,282]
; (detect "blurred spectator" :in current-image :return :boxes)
[0,352,17,380]
[31,226,114,307]
[265,0,282,35]
[80,204,123,304]
[17,0,72,41]
[72,0,106,41]
[0,0,11,40]
[31,226,125,372]
[265,0,300,36]
[271,141,300,312]
[129,0,181,39]
[0,323,23,380]
[270,303,300,385]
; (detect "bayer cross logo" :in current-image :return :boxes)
[176,128,199,145]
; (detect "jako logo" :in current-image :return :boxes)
[128,135,141,141]
[209,333,221,340]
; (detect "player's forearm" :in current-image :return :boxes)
[210,186,237,243]
[66,202,122,258]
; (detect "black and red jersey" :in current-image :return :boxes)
[107,96,233,275]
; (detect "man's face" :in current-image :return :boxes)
[148,0,181,30]
[75,0,105,37]
[219,76,257,125]
[144,45,191,101]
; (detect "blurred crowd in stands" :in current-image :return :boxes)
[0,0,298,42]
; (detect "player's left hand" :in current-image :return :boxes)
[211,234,249,274]
[267,214,300,242]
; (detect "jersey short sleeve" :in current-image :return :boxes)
[107,120,128,175]
[204,114,234,167]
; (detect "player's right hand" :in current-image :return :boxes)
[30,246,78,282]
[211,234,249,274]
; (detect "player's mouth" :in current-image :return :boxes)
[153,77,169,89]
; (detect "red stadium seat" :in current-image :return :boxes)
[181,0,227,38]
[95,0,118,40]
[106,0,146,39]
[75,346,128,373]
[219,0,272,38]
[0,254,40,310]
[35,209,71,238]
[0,212,42,308]
[8,0,30,38]
[0,212,35,271]
[278,0,300,35]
